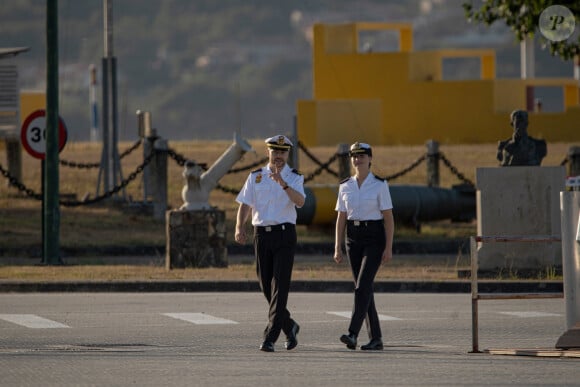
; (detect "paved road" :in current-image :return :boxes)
[0,293,577,386]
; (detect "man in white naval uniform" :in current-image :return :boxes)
[235,134,306,352]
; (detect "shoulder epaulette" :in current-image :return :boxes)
[291,168,302,175]
[339,177,350,184]
[374,175,385,182]
[251,168,262,174]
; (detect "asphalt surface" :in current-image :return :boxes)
[0,293,577,386]
[1,249,577,386]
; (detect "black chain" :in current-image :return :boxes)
[59,139,142,169]
[166,146,268,174]
[0,142,479,203]
[59,158,101,169]
[439,153,475,187]
[119,139,143,159]
[0,162,42,200]
[381,154,426,181]
[228,157,268,173]
[165,148,244,194]
[298,141,340,177]
[216,183,240,195]
[165,148,189,167]
[62,152,154,206]
[303,153,339,182]
[0,153,154,206]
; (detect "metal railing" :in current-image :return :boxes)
[470,235,563,353]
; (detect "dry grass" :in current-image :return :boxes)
[0,255,470,281]
[0,140,573,280]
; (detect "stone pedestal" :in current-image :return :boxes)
[165,209,227,269]
[476,167,565,275]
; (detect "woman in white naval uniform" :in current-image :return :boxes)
[334,142,395,351]
[235,135,305,352]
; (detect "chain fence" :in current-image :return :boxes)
[439,153,475,186]
[0,152,154,206]
[2,138,568,204]
[58,139,142,169]
[381,154,426,182]
[297,141,340,179]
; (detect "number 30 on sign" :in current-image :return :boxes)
[20,109,68,160]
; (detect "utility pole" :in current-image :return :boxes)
[97,0,123,198]
[44,0,61,264]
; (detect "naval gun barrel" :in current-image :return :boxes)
[296,184,475,227]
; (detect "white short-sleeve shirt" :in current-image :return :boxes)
[236,164,305,226]
[335,173,393,220]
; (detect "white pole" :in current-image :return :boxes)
[560,192,580,330]
[89,64,99,142]
[520,36,535,79]
[576,210,580,242]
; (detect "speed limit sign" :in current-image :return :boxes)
[20,109,68,159]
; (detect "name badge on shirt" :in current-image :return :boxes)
[255,173,262,183]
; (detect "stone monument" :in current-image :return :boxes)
[496,110,547,167]
[477,111,563,276]
[166,133,253,269]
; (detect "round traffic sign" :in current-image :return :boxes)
[20,109,68,160]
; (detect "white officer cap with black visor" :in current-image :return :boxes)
[265,135,293,151]
[349,142,372,157]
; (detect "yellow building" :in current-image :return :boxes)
[20,91,46,123]
[297,22,580,146]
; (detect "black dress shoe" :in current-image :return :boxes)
[360,338,384,351]
[260,341,275,352]
[340,333,357,350]
[284,322,300,350]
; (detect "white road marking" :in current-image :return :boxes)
[163,313,238,325]
[327,311,403,321]
[498,311,562,318]
[0,314,69,329]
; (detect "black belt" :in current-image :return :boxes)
[347,219,383,227]
[255,223,294,232]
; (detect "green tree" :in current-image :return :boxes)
[463,1,579,60]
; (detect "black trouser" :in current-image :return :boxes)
[254,223,297,343]
[345,220,386,339]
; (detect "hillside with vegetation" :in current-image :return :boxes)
[1,0,574,142]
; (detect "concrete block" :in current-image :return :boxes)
[165,209,227,269]
[556,323,580,350]
[476,166,565,274]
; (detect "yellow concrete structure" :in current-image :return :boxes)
[20,91,46,123]
[297,22,580,145]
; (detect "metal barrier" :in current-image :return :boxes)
[470,235,563,353]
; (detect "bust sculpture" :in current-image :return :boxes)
[497,110,547,166]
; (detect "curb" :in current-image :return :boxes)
[0,280,563,293]
[0,239,471,258]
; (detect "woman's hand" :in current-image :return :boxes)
[381,249,393,264]
[333,248,343,264]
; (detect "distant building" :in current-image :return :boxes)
[297,23,580,145]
